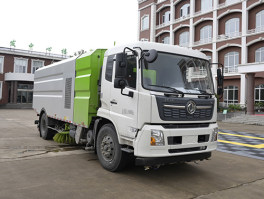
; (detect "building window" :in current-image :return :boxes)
[225,18,240,37]
[255,84,264,103]
[141,15,149,31]
[224,85,238,105]
[0,81,2,100]
[256,47,264,62]
[180,4,190,18]
[32,60,44,74]
[200,25,212,42]
[207,55,212,63]
[179,31,189,47]
[256,10,264,31]
[224,51,239,73]
[17,83,33,103]
[14,58,28,73]
[0,56,4,73]
[162,36,170,44]
[201,0,212,12]
[162,11,170,23]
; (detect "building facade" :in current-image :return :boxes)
[0,47,65,108]
[138,0,264,113]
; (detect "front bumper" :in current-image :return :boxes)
[135,152,211,166]
[134,123,218,158]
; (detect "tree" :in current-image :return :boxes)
[46,47,52,54]
[61,48,67,56]
[73,49,87,56]
[10,40,16,48]
[29,43,34,51]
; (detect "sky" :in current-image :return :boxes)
[0,0,138,56]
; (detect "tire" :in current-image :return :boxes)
[39,112,53,140]
[96,124,128,172]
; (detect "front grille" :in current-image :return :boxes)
[162,123,209,129]
[155,96,215,121]
[168,146,207,153]
[163,107,212,120]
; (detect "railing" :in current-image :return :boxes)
[156,21,170,29]
[247,26,264,35]
[224,66,238,74]
[218,0,241,8]
[0,47,67,59]
[216,32,242,41]
[193,38,212,46]
[179,43,189,47]
[173,14,190,23]
[138,0,148,4]
[157,0,167,4]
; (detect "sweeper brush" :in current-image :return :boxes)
[53,131,75,144]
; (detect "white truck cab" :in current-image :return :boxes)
[96,42,221,169]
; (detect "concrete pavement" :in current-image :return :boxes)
[0,109,264,199]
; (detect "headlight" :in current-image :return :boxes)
[211,127,218,142]
[151,130,164,146]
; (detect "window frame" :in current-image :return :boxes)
[225,18,240,37]
[0,56,4,74]
[200,25,212,42]
[256,10,264,29]
[180,4,190,18]
[179,31,189,47]
[224,51,239,73]
[105,55,115,82]
[162,36,170,44]
[14,57,28,73]
[224,85,239,105]
[0,81,2,100]
[255,47,264,62]
[201,0,213,12]
[141,15,149,31]
[31,59,44,74]
[255,84,264,103]
[162,11,170,24]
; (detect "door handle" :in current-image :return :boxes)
[110,100,117,105]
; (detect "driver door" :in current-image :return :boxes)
[110,55,139,139]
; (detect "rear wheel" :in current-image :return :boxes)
[96,124,128,172]
[39,112,53,140]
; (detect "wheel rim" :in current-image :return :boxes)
[40,115,47,135]
[100,135,115,162]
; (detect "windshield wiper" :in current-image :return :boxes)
[147,85,184,94]
[195,89,214,95]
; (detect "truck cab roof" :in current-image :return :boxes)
[105,42,208,60]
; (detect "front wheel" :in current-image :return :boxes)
[96,124,128,172]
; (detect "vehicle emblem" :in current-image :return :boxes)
[186,101,196,114]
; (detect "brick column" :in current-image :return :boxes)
[246,73,255,115]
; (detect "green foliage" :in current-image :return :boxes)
[29,43,34,50]
[10,40,16,48]
[255,102,264,108]
[61,48,67,55]
[228,104,242,112]
[46,47,52,53]
[73,49,86,56]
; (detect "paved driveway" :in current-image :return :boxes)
[0,109,264,199]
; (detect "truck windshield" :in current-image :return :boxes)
[142,52,214,95]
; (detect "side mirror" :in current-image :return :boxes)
[114,78,127,89]
[144,49,158,63]
[115,53,127,78]
[217,68,224,96]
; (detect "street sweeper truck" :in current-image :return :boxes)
[33,42,224,171]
